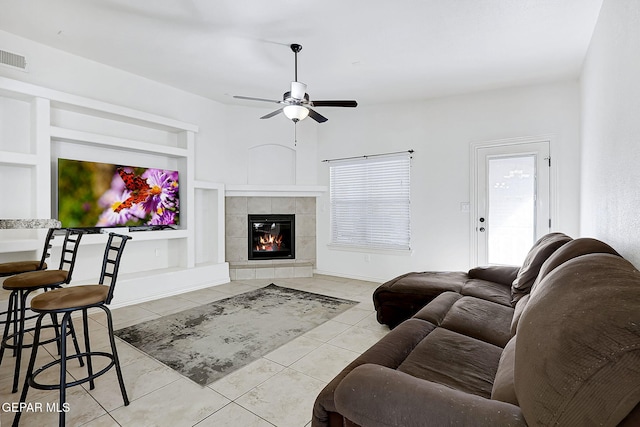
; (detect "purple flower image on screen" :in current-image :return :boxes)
[96,190,138,227]
[97,167,180,227]
[141,169,180,218]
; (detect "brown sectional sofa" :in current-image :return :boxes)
[313,237,640,426]
[373,232,572,328]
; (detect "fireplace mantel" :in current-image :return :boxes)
[225,185,326,198]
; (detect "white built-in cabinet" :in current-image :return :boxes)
[0,76,228,307]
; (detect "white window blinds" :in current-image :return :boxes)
[329,152,411,250]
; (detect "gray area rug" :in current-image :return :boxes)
[115,284,357,386]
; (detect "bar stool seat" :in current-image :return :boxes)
[30,285,109,311]
[0,228,57,331]
[0,261,46,276]
[2,270,69,289]
[14,233,131,427]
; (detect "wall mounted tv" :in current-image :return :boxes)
[57,158,179,230]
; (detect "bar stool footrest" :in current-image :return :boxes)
[2,323,76,351]
[29,352,115,391]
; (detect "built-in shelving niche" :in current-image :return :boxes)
[0,77,228,307]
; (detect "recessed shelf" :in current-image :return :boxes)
[0,76,198,133]
[50,127,188,158]
[194,181,225,190]
[49,229,189,246]
[0,151,38,166]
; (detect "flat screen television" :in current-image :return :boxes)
[57,158,180,230]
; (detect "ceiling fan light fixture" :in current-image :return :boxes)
[283,104,309,122]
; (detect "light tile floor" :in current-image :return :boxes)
[0,275,389,426]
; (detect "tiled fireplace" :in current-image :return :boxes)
[248,214,295,260]
[225,196,316,279]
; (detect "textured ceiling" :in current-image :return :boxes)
[0,0,603,106]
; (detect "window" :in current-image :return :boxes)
[329,152,411,250]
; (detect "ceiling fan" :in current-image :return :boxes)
[233,43,357,123]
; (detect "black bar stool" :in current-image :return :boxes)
[0,228,57,346]
[14,233,131,427]
[0,229,85,393]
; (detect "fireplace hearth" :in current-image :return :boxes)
[248,214,295,260]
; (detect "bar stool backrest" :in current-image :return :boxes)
[36,227,59,271]
[99,233,131,304]
[57,229,84,283]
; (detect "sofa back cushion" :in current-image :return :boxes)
[491,336,518,405]
[510,232,572,305]
[514,253,640,426]
[530,237,620,294]
[509,294,529,336]
[509,237,621,335]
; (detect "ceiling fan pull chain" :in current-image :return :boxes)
[294,122,298,146]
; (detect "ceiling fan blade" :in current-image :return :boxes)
[233,95,282,104]
[260,109,283,119]
[311,100,358,108]
[307,108,328,123]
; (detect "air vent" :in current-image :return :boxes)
[0,49,28,71]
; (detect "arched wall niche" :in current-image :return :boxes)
[247,144,296,185]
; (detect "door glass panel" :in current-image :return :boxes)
[487,155,535,265]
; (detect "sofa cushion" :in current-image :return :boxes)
[491,336,518,405]
[467,265,520,286]
[334,364,527,427]
[440,297,514,347]
[460,278,512,306]
[515,253,640,426]
[415,294,514,347]
[373,271,468,327]
[412,291,462,325]
[530,237,620,295]
[397,327,502,398]
[313,318,435,427]
[510,294,529,336]
[510,232,572,305]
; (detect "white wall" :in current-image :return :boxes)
[580,0,640,268]
[0,30,226,182]
[316,81,582,282]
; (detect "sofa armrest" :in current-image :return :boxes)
[335,364,526,427]
[468,265,520,286]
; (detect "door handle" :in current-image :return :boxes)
[479,227,485,232]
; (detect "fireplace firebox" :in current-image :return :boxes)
[248,214,295,260]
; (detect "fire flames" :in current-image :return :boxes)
[256,233,283,251]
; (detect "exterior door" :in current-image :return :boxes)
[472,139,551,266]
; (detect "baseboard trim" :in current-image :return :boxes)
[313,269,385,284]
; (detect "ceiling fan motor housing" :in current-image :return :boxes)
[290,81,307,100]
